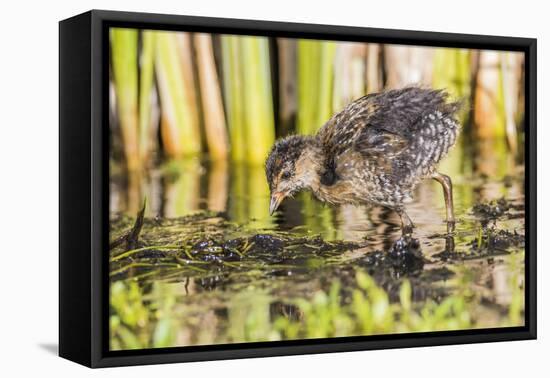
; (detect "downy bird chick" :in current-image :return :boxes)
[265,87,461,235]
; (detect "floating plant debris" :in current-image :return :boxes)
[109,174,526,349]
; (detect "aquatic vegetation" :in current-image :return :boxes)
[138,30,157,165]
[107,26,527,353]
[110,28,139,170]
[297,39,337,135]
[155,31,201,157]
[241,36,276,165]
[109,28,525,170]
[108,174,525,350]
[273,273,473,339]
[221,36,246,162]
[194,33,229,160]
[109,263,523,349]
[221,35,275,165]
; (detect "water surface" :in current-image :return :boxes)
[109,140,525,350]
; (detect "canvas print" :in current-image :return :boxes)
[108,28,526,350]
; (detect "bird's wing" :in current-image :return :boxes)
[362,87,460,135]
[317,93,410,161]
[316,87,460,182]
[353,126,409,159]
[327,87,459,157]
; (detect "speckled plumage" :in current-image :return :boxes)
[266,87,461,233]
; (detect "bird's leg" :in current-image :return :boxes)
[396,207,414,236]
[432,171,455,233]
[445,235,455,253]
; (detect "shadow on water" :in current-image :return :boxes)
[108,139,525,350]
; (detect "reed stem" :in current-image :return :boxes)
[221,36,246,162]
[194,33,229,160]
[297,40,336,134]
[111,28,140,170]
[138,30,156,165]
[241,36,276,165]
[155,31,201,157]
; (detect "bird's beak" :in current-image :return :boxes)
[269,192,285,216]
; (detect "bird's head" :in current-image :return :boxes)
[265,135,321,215]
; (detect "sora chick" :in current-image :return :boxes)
[265,87,461,235]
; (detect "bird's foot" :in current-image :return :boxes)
[388,235,423,267]
[445,235,455,253]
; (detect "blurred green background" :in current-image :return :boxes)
[109,28,525,170]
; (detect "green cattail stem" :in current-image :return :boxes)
[241,36,275,165]
[155,31,201,157]
[111,28,140,170]
[221,36,246,162]
[194,33,229,160]
[138,30,156,165]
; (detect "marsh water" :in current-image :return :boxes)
[109,140,525,350]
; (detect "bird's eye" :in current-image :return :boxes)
[281,171,291,180]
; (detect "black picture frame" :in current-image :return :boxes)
[59,9,537,368]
